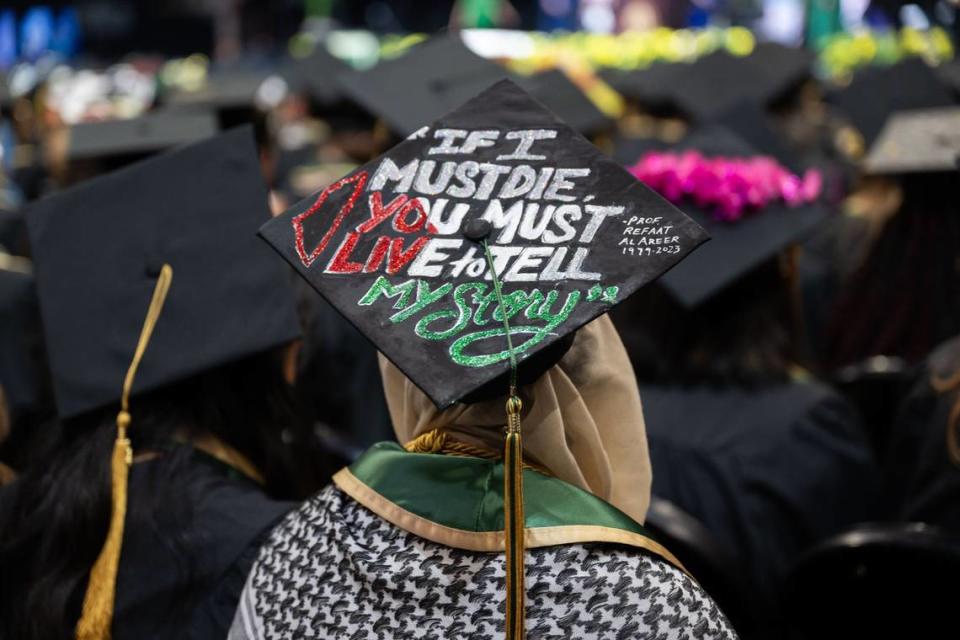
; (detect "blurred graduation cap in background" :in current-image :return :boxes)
[166,63,286,131]
[712,100,799,171]
[864,106,960,175]
[604,43,814,123]
[600,62,677,114]
[621,126,827,308]
[67,110,218,164]
[27,126,300,419]
[280,43,350,110]
[338,35,611,138]
[829,59,956,147]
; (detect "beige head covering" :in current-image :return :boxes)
[379,314,652,524]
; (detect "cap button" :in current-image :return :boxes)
[462,218,492,242]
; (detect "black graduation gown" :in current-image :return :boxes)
[112,450,292,640]
[886,335,960,532]
[641,381,881,607]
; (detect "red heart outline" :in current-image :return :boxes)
[292,171,369,268]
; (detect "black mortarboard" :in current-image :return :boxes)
[605,43,813,122]
[660,43,814,122]
[259,79,707,409]
[67,110,218,163]
[339,35,610,137]
[600,63,676,111]
[165,64,282,132]
[26,126,301,419]
[864,106,960,175]
[622,126,828,307]
[167,65,268,110]
[712,99,800,171]
[829,59,956,147]
[281,45,349,109]
[513,70,611,135]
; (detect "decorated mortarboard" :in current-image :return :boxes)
[67,110,218,162]
[26,126,301,420]
[864,106,960,175]
[625,125,826,307]
[338,35,610,137]
[259,78,707,409]
[829,59,956,147]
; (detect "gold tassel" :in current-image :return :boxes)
[504,395,525,640]
[76,264,173,640]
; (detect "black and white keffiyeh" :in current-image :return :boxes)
[229,485,737,640]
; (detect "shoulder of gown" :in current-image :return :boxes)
[113,452,294,640]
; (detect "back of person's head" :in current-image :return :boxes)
[612,256,798,386]
[0,345,331,640]
[826,173,960,367]
[1,128,325,640]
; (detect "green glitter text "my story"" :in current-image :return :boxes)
[357,276,618,367]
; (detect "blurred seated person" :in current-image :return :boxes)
[886,334,960,532]
[824,107,960,369]
[0,129,334,640]
[613,126,881,628]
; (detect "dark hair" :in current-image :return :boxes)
[611,255,799,386]
[824,174,960,368]
[0,347,335,640]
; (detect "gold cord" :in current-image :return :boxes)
[76,264,173,640]
[481,238,526,640]
[404,428,550,476]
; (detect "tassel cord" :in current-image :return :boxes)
[481,239,526,640]
[76,264,173,640]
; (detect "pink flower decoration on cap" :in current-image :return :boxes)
[628,150,822,222]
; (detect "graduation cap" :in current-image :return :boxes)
[664,43,813,122]
[513,70,611,136]
[623,126,828,307]
[604,43,813,122]
[26,125,301,420]
[166,64,284,131]
[338,35,610,137]
[260,78,706,408]
[829,58,956,147]
[280,44,350,109]
[712,99,800,171]
[599,63,677,111]
[864,106,960,175]
[67,110,218,163]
